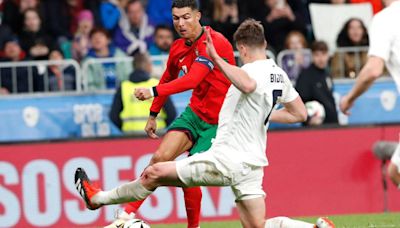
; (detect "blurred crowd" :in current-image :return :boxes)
[0,0,382,99]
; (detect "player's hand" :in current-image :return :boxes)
[145,116,159,139]
[340,95,353,115]
[204,28,219,61]
[134,88,153,100]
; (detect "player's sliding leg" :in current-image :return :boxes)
[265,217,335,228]
[75,161,185,209]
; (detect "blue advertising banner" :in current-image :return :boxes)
[0,80,398,142]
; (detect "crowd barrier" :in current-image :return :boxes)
[0,48,366,95]
[1,77,399,142]
[0,51,277,94]
[0,59,82,93]
[333,46,369,77]
[1,124,399,227]
[0,48,365,95]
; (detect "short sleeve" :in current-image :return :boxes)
[281,73,299,103]
[368,15,392,61]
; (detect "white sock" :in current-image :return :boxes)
[265,216,314,228]
[92,179,153,205]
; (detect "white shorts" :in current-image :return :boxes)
[390,144,400,172]
[176,148,265,201]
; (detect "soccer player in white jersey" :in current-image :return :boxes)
[75,19,334,228]
[340,0,400,188]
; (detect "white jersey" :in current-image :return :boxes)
[212,59,299,167]
[368,0,400,92]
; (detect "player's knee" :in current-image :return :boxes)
[388,163,400,186]
[150,150,168,164]
[143,163,165,184]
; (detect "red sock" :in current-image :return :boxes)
[124,199,145,214]
[183,187,202,228]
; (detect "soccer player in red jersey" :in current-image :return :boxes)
[106,0,235,227]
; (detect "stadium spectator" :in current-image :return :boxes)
[83,0,103,27]
[148,25,174,78]
[71,10,95,62]
[296,41,338,125]
[0,37,41,94]
[43,0,84,42]
[109,52,176,133]
[340,0,400,189]
[281,30,311,83]
[146,0,173,27]
[113,0,154,55]
[2,0,44,35]
[209,0,241,44]
[331,18,369,78]
[253,0,307,52]
[99,0,127,32]
[148,25,174,56]
[47,49,77,91]
[0,24,14,56]
[19,8,55,60]
[83,27,132,90]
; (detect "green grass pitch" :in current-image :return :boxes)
[152,213,400,228]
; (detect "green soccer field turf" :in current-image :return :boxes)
[151,212,400,228]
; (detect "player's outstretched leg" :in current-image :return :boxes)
[265,216,335,228]
[75,162,179,212]
[74,167,102,210]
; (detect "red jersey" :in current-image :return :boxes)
[150,27,235,124]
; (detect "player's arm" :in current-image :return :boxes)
[340,56,385,114]
[135,59,213,100]
[204,29,256,94]
[154,60,213,95]
[340,15,389,115]
[270,96,307,123]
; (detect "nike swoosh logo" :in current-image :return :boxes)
[179,57,185,63]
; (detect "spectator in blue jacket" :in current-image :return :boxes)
[100,0,125,32]
[146,0,173,27]
[83,27,132,90]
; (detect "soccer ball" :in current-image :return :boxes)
[305,100,325,125]
[123,219,151,228]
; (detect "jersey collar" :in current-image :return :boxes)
[185,26,205,47]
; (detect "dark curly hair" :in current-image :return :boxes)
[172,0,199,10]
[336,18,369,47]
